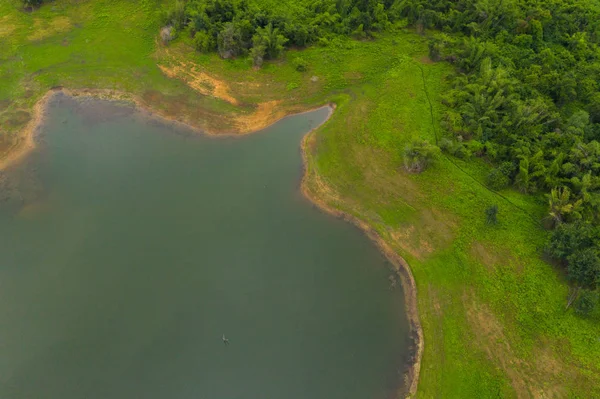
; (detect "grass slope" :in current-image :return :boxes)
[1,0,599,397]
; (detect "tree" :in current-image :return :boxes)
[485,204,498,225]
[249,42,266,68]
[167,0,186,30]
[567,248,600,287]
[217,23,243,59]
[574,289,599,316]
[403,140,440,173]
[547,186,582,226]
[252,24,288,60]
[486,168,509,190]
[546,221,597,260]
[193,31,215,52]
[22,0,42,9]
[428,39,442,61]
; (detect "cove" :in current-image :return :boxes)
[0,94,411,399]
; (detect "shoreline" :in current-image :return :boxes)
[0,88,422,397]
[0,87,323,171]
[299,125,422,398]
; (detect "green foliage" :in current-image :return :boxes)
[547,186,583,225]
[401,0,600,256]
[546,221,598,261]
[162,0,400,62]
[193,30,215,52]
[249,42,266,67]
[293,57,308,72]
[485,204,498,225]
[22,0,42,8]
[253,23,287,59]
[575,289,599,316]
[486,162,514,190]
[567,248,600,287]
[403,139,440,173]
[217,22,244,58]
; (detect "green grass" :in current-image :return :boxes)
[2,0,599,396]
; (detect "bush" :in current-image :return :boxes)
[193,31,214,52]
[293,57,308,72]
[439,137,469,158]
[466,140,484,157]
[486,168,510,190]
[250,44,266,68]
[567,248,600,287]
[403,140,440,173]
[486,204,498,225]
[575,289,599,316]
[23,0,43,8]
[486,161,515,190]
[286,82,299,91]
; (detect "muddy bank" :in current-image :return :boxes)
[300,129,423,399]
[0,87,326,171]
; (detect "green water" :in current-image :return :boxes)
[0,95,411,399]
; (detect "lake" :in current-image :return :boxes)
[0,94,411,399]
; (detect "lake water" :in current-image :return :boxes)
[0,95,410,399]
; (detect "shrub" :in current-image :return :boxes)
[193,31,214,52]
[486,204,499,225]
[567,248,600,287]
[23,0,43,8]
[574,289,599,316]
[286,82,299,91]
[487,168,510,190]
[466,140,484,156]
[293,57,308,72]
[250,44,266,68]
[403,140,440,173]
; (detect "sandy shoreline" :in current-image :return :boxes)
[0,88,422,397]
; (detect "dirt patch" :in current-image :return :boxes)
[6,110,31,127]
[419,55,435,65]
[0,15,17,38]
[0,100,12,112]
[470,241,524,274]
[464,294,588,398]
[390,209,456,260]
[344,71,363,81]
[158,62,238,105]
[465,296,532,398]
[29,16,72,41]
[0,91,54,171]
[235,100,287,133]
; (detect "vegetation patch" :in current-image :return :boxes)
[28,16,71,41]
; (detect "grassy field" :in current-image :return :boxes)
[1,0,599,397]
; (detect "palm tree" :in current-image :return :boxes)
[547,186,582,226]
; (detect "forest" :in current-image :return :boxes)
[154,0,600,314]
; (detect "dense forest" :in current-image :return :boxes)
[401,0,600,315]
[155,0,600,315]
